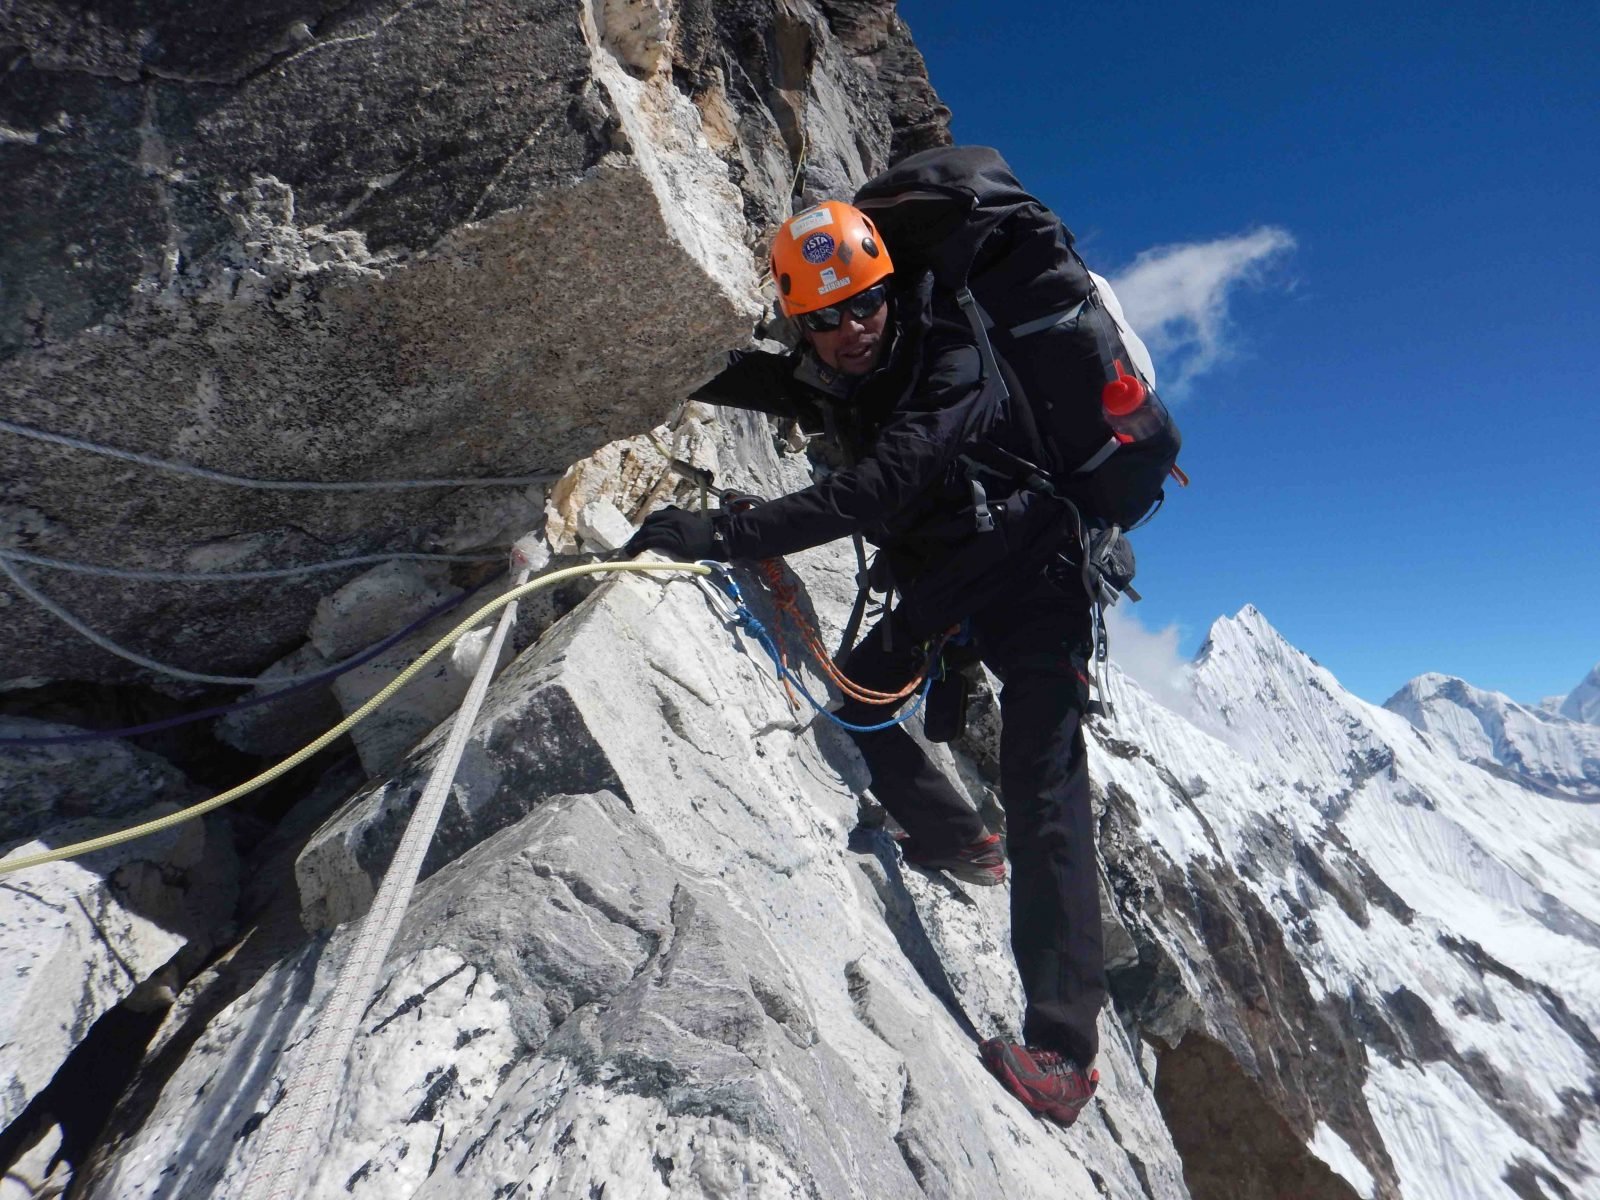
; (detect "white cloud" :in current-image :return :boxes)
[1108,227,1295,397]
[1105,604,1194,717]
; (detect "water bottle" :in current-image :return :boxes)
[1101,359,1170,444]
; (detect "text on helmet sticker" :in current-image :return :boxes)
[801,232,836,264]
[818,270,853,294]
[788,208,835,239]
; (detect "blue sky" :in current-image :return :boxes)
[897,0,1599,706]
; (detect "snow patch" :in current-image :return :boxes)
[1308,1122,1376,1198]
[1365,1057,1559,1200]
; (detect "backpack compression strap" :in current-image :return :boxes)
[954,287,1121,482]
[1006,298,1088,339]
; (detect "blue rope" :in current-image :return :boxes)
[704,566,938,735]
[781,658,936,734]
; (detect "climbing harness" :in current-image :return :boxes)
[835,533,874,660]
[0,417,560,491]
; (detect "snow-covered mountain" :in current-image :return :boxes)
[1384,672,1600,798]
[1561,664,1600,726]
[1162,606,1600,1198]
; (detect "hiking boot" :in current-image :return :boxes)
[979,1039,1099,1127]
[899,832,1006,886]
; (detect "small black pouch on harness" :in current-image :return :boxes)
[923,638,983,743]
[922,671,970,743]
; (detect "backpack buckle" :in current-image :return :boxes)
[970,478,996,533]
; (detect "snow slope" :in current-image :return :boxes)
[1152,606,1600,1198]
[1385,672,1600,798]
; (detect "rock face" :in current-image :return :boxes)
[0,0,947,688]
[85,552,1187,1200]
[8,6,1599,1200]
[0,720,237,1132]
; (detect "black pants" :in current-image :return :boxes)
[836,565,1107,1069]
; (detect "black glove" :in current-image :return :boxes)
[624,506,728,562]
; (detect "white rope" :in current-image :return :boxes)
[0,555,457,687]
[0,546,503,582]
[1,418,560,491]
[239,557,534,1199]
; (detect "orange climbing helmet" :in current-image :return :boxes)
[770,200,894,318]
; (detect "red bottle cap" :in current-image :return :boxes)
[1102,360,1145,416]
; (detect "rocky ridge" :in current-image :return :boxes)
[4,4,1598,1199]
[1558,663,1600,726]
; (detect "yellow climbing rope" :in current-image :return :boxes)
[0,560,711,878]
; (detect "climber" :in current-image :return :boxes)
[624,197,1105,1128]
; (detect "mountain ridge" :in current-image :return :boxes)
[1383,669,1600,800]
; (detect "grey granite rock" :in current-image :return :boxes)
[0,719,238,1130]
[2,11,656,686]
[88,553,1186,1194]
[0,1120,68,1199]
[0,0,949,690]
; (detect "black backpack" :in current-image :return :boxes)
[854,145,1183,530]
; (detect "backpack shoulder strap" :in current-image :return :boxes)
[953,287,1009,403]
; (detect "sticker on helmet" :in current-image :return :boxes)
[788,207,835,239]
[818,269,853,294]
[801,232,836,264]
[836,240,855,265]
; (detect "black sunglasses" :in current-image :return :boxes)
[797,284,889,333]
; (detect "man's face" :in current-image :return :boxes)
[801,290,889,375]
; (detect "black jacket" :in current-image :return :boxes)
[695,273,1074,636]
